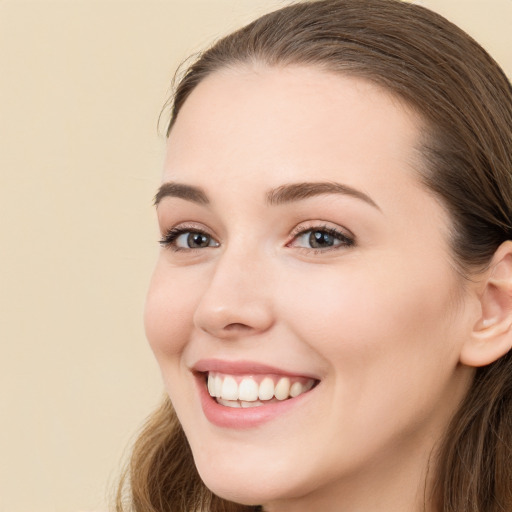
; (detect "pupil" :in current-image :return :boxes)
[310,231,333,248]
[188,233,209,248]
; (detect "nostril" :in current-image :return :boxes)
[224,322,253,331]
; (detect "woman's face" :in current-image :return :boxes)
[146,66,476,509]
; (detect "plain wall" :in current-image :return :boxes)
[0,1,510,511]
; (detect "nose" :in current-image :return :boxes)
[193,247,275,339]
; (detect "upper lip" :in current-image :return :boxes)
[192,358,320,380]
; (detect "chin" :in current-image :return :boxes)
[193,448,319,507]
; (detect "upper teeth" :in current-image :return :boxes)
[207,373,315,402]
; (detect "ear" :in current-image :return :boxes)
[461,241,512,367]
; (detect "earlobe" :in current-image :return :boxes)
[461,241,512,367]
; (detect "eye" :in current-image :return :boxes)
[159,227,219,251]
[289,226,354,251]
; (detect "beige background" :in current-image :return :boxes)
[0,1,510,511]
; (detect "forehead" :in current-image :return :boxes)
[163,65,424,200]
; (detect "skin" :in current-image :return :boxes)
[146,66,479,511]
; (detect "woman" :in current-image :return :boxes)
[117,0,512,510]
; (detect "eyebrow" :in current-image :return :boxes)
[266,181,381,210]
[154,180,380,211]
[154,182,209,206]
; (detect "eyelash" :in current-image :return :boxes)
[288,225,355,252]
[159,224,355,252]
[159,225,217,252]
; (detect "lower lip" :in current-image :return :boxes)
[195,374,316,429]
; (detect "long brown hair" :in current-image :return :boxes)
[117,1,512,510]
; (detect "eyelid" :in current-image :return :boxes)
[287,222,356,251]
[159,222,220,251]
[158,220,355,253]
[289,220,354,239]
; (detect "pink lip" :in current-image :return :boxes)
[195,375,316,429]
[192,358,318,379]
[192,359,319,429]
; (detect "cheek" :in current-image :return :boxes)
[272,259,467,468]
[281,253,458,347]
[144,261,198,362]
[277,256,463,402]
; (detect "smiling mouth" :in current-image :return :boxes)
[205,372,318,408]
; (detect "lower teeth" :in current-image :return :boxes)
[217,398,269,408]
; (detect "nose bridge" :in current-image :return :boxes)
[193,241,274,338]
